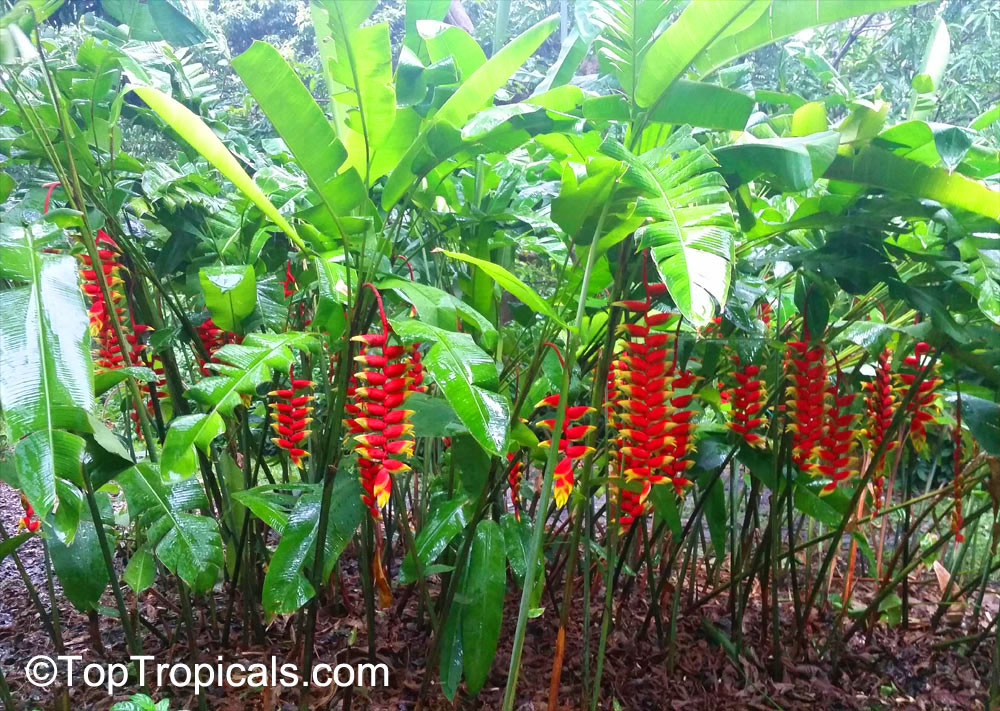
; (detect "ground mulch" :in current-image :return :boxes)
[0,482,992,710]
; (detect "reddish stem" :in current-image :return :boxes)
[362,282,389,336]
[42,181,61,214]
[542,341,565,368]
[395,254,415,281]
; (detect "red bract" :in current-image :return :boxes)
[281,259,296,298]
[785,332,828,472]
[345,285,414,520]
[18,498,40,533]
[895,341,941,452]
[815,385,860,495]
[507,453,524,522]
[197,318,240,376]
[726,355,767,448]
[535,392,595,509]
[862,348,897,512]
[269,366,314,468]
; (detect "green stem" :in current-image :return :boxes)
[502,191,614,711]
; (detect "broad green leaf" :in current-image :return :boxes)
[971,103,1000,130]
[602,132,738,325]
[379,276,497,349]
[49,519,108,612]
[436,249,569,329]
[399,494,467,583]
[130,86,307,252]
[95,366,157,396]
[232,41,349,224]
[232,486,294,533]
[636,0,756,109]
[160,413,224,481]
[0,251,93,441]
[15,430,85,523]
[199,265,256,332]
[103,0,207,45]
[0,532,31,562]
[122,546,156,593]
[648,482,682,538]
[947,393,999,456]
[407,391,468,438]
[714,131,839,191]
[419,20,486,79]
[439,568,465,700]
[404,0,451,52]
[262,476,363,615]
[117,463,222,594]
[382,15,558,208]
[824,146,1000,221]
[393,321,510,456]
[692,0,927,79]
[791,101,828,136]
[461,519,505,696]
[551,161,619,240]
[162,332,315,480]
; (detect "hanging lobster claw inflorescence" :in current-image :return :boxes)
[896,341,941,453]
[17,495,40,533]
[269,366,314,468]
[785,328,828,473]
[611,253,700,530]
[862,347,897,512]
[507,452,524,522]
[345,284,415,521]
[196,318,241,376]
[815,366,860,495]
[726,355,767,448]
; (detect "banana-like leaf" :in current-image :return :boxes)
[435,250,569,330]
[233,41,348,222]
[908,15,950,121]
[392,321,510,457]
[824,146,1000,221]
[14,430,85,524]
[130,86,308,252]
[593,0,678,105]
[0,249,93,441]
[382,14,558,208]
[602,131,738,325]
[378,276,497,349]
[692,0,928,80]
[49,518,108,612]
[713,131,840,191]
[261,476,363,615]
[160,332,315,480]
[461,519,505,696]
[199,265,257,332]
[122,546,156,593]
[117,462,223,593]
[636,0,757,109]
[399,494,468,583]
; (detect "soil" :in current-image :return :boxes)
[0,481,993,711]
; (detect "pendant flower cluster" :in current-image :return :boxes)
[896,342,941,452]
[344,285,414,520]
[862,347,897,511]
[726,355,767,448]
[18,497,40,533]
[269,366,314,468]
[197,318,240,376]
[785,331,828,472]
[507,452,524,522]
[815,378,860,495]
[535,394,595,509]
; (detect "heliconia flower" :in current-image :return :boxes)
[952,395,965,543]
[17,497,40,533]
[507,453,524,522]
[281,259,296,298]
[269,366,314,468]
[862,348,897,512]
[785,332,828,472]
[197,318,240,376]
[346,284,415,520]
[610,254,701,530]
[759,300,773,329]
[726,355,767,448]
[534,391,595,509]
[815,386,860,495]
[895,341,941,452]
